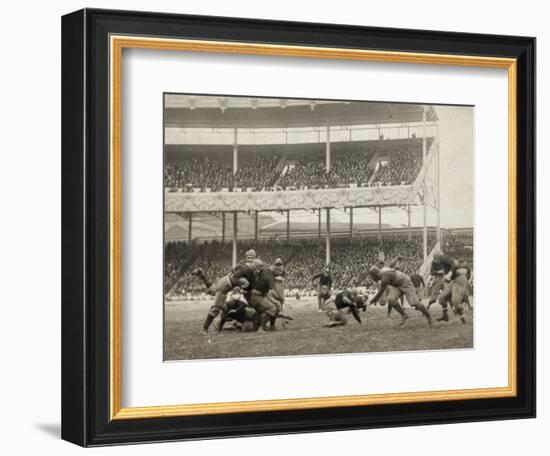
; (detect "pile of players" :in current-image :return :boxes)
[194,249,294,334]
[192,247,471,334]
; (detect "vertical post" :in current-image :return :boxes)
[326,208,331,265]
[188,212,192,244]
[436,131,441,245]
[232,212,238,267]
[233,127,238,175]
[326,125,331,171]
[407,205,411,242]
[221,212,226,244]
[349,207,354,239]
[254,210,258,242]
[378,207,382,242]
[286,210,290,243]
[422,106,428,261]
[318,208,321,243]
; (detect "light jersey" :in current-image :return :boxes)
[225,293,247,305]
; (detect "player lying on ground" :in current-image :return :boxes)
[194,249,262,334]
[321,286,365,328]
[217,287,293,332]
[197,256,293,333]
[368,265,433,327]
[216,286,258,331]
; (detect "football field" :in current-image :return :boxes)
[164,297,474,361]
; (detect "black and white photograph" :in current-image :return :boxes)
[163,94,474,361]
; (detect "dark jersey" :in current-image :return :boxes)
[334,290,362,324]
[439,255,458,277]
[410,273,425,288]
[312,272,333,288]
[430,258,445,275]
[252,269,277,296]
[270,264,286,278]
[335,290,355,310]
[230,263,255,291]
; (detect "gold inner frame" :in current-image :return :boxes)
[109,35,517,420]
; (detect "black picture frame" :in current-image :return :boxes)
[62,8,535,447]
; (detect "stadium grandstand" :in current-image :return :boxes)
[164,95,453,298]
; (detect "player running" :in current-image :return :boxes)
[311,265,333,311]
[410,273,426,302]
[437,255,471,324]
[367,265,433,327]
[427,252,446,309]
[373,250,402,314]
[322,287,365,328]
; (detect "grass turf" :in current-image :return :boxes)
[164,297,473,361]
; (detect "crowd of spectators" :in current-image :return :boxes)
[233,151,281,189]
[371,138,424,186]
[164,158,234,191]
[277,148,375,190]
[164,138,433,192]
[165,152,281,192]
[165,234,436,297]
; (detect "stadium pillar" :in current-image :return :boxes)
[436,134,441,244]
[286,210,290,243]
[422,106,428,261]
[232,212,238,267]
[349,207,353,239]
[233,128,238,174]
[378,207,382,242]
[221,212,226,244]
[326,209,331,265]
[326,125,331,171]
[407,205,411,242]
[254,210,258,242]
[188,212,192,244]
[318,209,322,243]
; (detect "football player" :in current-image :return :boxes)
[427,251,446,309]
[311,265,333,311]
[322,288,363,328]
[197,259,263,334]
[249,262,284,331]
[216,286,257,332]
[368,266,433,327]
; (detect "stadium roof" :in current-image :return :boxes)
[164,95,438,129]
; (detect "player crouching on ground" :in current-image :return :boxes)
[322,287,365,328]
[367,265,433,328]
